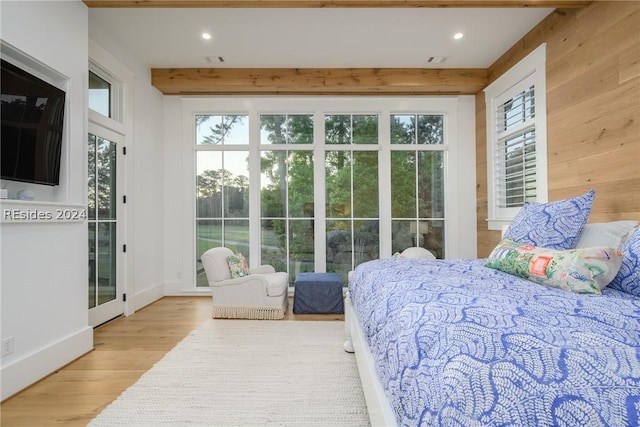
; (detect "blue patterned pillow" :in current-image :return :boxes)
[608,227,640,296]
[503,189,595,250]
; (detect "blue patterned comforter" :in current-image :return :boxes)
[349,258,640,426]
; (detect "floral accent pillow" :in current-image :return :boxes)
[485,238,624,294]
[227,253,250,278]
[503,189,595,250]
[607,228,640,296]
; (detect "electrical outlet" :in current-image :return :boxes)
[2,337,14,356]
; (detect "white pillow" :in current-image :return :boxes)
[575,220,638,249]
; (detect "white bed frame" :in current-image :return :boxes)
[343,292,398,427]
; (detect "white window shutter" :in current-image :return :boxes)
[485,44,548,231]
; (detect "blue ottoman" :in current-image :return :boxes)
[293,272,344,314]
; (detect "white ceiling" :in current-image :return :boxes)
[88,7,553,69]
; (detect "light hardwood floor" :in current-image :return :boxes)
[0,296,344,426]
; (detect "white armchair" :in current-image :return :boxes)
[200,247,289,320]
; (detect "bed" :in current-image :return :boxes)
[344,213,640,426]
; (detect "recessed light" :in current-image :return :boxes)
[202,32,212,40]
[453,33,464,40]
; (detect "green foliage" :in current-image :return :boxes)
[391,151,417,217]
[287,151,314,217]
[198,115,245,145]
[353,152,378,218]
[195,113,446,281]
[88,136,117,220]
[196,168,249,218]
[390,114,443,145]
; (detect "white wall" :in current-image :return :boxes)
[0,0,167,400]
[0,1,92,400]
[88,13,167,311]
[162,97,185,293]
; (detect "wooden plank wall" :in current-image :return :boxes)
[476,1,640,256]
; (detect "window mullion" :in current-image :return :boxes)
[314,111,326,273]
[248,109,261,266]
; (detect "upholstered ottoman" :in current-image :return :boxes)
[293,272,344,314]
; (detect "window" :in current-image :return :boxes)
[88,50,127,127]
[390,114,445,258]
[496,82,535,208]
[260,114,315,283]
[325,114,379,282]
[185,97,477,289]
[89,71,111,117]
[485,43,548,230]
[195,115,250,286]
[195,111,443,284]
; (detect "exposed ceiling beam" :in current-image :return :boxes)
[83,0,591,7]
[151,68,488,95]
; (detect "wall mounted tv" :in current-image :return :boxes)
[1,59,65,186]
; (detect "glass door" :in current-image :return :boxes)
[88,124,124,326]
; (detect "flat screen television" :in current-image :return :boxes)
[1,59,65,186]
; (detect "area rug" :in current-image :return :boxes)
[88,320,369,426]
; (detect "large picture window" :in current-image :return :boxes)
[188,97,476,288]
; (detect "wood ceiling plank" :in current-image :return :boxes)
[83,0,591,8]
[151,67,488,95]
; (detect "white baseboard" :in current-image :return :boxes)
[1,326,93,401]
[162,281,211,296]
[127,282,209,315]
[127,283,165,315]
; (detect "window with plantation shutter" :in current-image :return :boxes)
[496,80,536,209]
[485,44,548,231]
